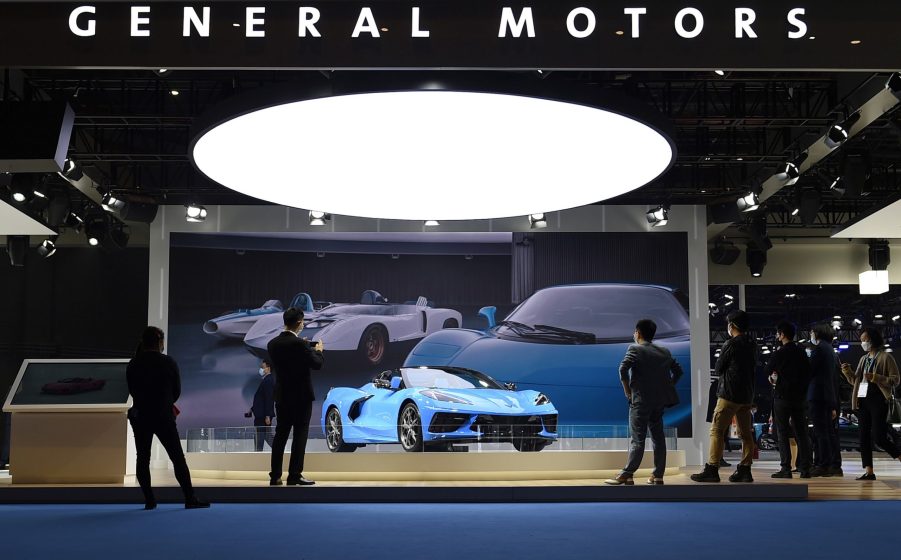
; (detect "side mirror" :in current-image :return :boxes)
[373,378,390,389]
[389,377,402,390]
[504,382,517,391]
[478,306,497,329]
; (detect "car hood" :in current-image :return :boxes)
[407,331,690,388]
[414,387,553,413]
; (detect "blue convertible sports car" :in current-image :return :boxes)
[321,366,559,452]
[403,284,692,434]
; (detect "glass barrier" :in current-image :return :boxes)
[186,424,678,453]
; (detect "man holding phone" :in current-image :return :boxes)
[267,307,325,486]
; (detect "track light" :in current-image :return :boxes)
[828,176,846,197]
[85,218,107,247]
[776,153,807,186]
[424,220,440,227]
[186,204,208,223]
[714,70,725,76]
[892,315,900,323]
[824,112,861,149]
[37,238,57,258]
[58,159,84,182]
[529,213,548,229]
[33,186,48,199]
[736,191,760,213]
[646,205,669,227]
[746,246,767,277]
[309,210,331,226]
[10,175,31,204]
[101,192,125,212]
[886,72,901,100]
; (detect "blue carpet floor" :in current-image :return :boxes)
[1,502,897,560]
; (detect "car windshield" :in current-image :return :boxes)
[319,304,414,316]
[401,368,502,390]
[504,285,690,341]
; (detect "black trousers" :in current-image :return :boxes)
[129,415,195,503]
[858,393,901,468]
[773,398,812,472]
[270,400,313,480]
[253,419,275,452]
[809,400,841,468]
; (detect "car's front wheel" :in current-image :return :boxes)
[325,407,357,453]
[398,403,424,452]
[513,438,548,452]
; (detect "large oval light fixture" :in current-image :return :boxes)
[192,75,675,221]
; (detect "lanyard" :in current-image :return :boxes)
[863,355,878,376]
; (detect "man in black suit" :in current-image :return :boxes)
[605,319,684,486]
[127,326,209,509]
[247,359,276,452]
[267,307,324,486]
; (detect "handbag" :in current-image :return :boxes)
[887,385,901,424]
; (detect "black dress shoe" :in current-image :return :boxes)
[143,502,157,510]
[829,467,844,477]
[185,497,211,509]
[809,466,829,477]
[799,470,812,479]
[856,472,876,481]
[269,478,283,486]
[286,476,315,486]
[719,458,731,467]
[771,469,792,479]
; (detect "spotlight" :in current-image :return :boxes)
[66,212,84,229]
[170,89,180,96]
[309,210,331,226]
[795,189,823,226]
[746,246,767,277]
[724,299,734,306]
[529,213,548,229]
[33,185,48,199]
[36,238,57,259]
[646,205,669,227]
[852,318,863,326]
[886,72,901,100]
[101,192,125,212]
[186,204,208,223]
[824,112,861,149]
[12,190,27,203]
[736,191,760,213]
[724,294,734,300]
[424,220,440,227]
[776,153,808,186]
[892,315,900,323]
[746,214,772,252]
[831,321,842,330]
[828,176,846,197]
[58,159,84,182]
[10,175,33,204]
[85,218,107,247]
[875,314,884,319]
[714,70,726,76]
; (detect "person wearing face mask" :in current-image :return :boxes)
[246,359,276,452]
[691,309,757,483]
[605,319,684,486]
[765,321,812,478]
[807,323,842,477]
[840,327,901,480]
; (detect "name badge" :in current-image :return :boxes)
[857,380,868,398]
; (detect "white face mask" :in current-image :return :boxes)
[861,341,871,352]
[259,368,267,377]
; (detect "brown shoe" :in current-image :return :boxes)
[604,473,634,486]
[647,476,664,485]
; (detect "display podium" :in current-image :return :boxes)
[2,359,133,484]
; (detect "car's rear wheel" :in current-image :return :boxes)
[358,325,387,365]
[398,403,424,452]
[442,318,459,329]
[325,407,356,453]
[512,438,548,452]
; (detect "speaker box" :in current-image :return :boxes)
[6,235,28,266]
[708,202,741,225]
[0,102,75,173]
[710,242,741,265]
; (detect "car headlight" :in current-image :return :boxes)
[534,393,551,406]
[420,390,473,405]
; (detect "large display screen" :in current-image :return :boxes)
[167,231,693,436]
[7,362,130,406]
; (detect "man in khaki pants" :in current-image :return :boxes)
[691,310,757,483]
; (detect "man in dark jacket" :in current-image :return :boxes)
[766,321,812,478]
[692,309,757,483]
[248,359,276,452]
[807,323,842,477]
[605,319,684,486]
[127,326,209,509]
[267,307,324,486]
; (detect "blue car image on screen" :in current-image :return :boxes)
[403,284,692,435]
[321,366,559,452]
